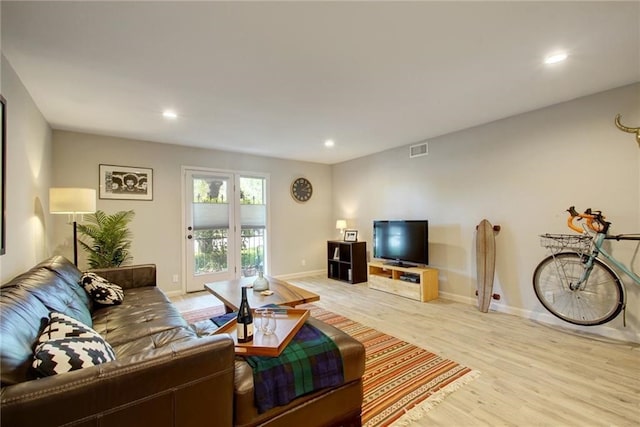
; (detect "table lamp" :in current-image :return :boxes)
[49,188,96,266]
[336,219,347,238]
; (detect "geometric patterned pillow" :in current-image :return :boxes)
[32,312,116,377]
[79,272,124,305]
[35,312,102,343]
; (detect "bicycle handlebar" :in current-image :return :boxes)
[566,206,611,234]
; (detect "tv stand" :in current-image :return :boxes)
[368,260,438,302]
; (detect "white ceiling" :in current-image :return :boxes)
[2,1,639,165]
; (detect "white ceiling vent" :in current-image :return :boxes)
[409,142,428,158]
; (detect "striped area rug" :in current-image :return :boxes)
[304,304,479,427]
[181,305,225,324]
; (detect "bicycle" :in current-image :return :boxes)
[532,206,640,326]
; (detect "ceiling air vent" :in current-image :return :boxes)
[409,142,428,158]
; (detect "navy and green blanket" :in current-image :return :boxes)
[212,312,344,413]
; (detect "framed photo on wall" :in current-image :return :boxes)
[99,164,153,201]
[344,230,358,242]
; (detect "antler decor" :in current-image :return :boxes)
[614,114,640,147]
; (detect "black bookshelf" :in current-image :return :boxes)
[327,240,367,284]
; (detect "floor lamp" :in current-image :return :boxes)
[50,188,96,266]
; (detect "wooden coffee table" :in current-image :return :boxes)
[204,275,319,313]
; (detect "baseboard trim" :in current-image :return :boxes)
[438,291,639,343]
[437,291,475,305]
[275,270,325,280]
[164,289,183,298]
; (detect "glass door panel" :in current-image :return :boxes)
[184,169,269,292]
[186,171,234,292]
[239,176,267,277]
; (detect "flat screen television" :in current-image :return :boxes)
[373,220,429,266]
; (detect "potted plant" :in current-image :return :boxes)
[77,210,135,268]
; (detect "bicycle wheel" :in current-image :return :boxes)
[532,252,624,326]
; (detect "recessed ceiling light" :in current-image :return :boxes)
[544,52,568,65]
[162,110,178,119]
[324,139,335,148]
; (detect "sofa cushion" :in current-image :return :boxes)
[80,272,124,305]
[37,255,92,312]
[6,267,93,327]
[0,286,51,385]
[32,312,116,377]
[113,326,199,359]
[91,287,189,347]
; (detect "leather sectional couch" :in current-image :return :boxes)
[0,256,365,426]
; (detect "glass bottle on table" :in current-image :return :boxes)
[237,286,253,343]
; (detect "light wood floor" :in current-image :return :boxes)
[173,275,640,427]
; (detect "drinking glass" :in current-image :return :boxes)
[254,308,267,333]
[262,310,277,335]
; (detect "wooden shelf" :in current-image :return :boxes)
[327,241,367,284]
[368,260,438,302]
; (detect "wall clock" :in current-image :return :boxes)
[291,177,313,202]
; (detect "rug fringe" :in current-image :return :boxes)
[391,370,481,426]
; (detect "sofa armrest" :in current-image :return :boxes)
[233,317,366,426]
[0,334,235,427]
[90,264,156,289]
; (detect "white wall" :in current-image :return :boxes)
[0,55,53,282]
[52,131,332,293]
[333,83,640,342]
[6,48,639,343]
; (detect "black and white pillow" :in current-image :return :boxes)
[80,272,124,305]
[35,311,100,343]
[33,312,116,377]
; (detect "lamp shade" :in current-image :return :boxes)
[49,188,96,214]
[336,219,347,230]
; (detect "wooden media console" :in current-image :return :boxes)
[367,261,438,302]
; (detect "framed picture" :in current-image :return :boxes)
[99,164,153,200]
[0,95,6,255]
[344,230,358,242]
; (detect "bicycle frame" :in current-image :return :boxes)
[574,232,640,289]
[567,206,640,286]
[599,233,640,284]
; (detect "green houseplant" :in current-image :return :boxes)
[77,209,135,268]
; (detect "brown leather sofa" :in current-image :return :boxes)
[0,256,365,427]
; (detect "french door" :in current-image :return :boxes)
[184,168,268,293]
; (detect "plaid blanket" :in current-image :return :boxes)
[212,312,344,413]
